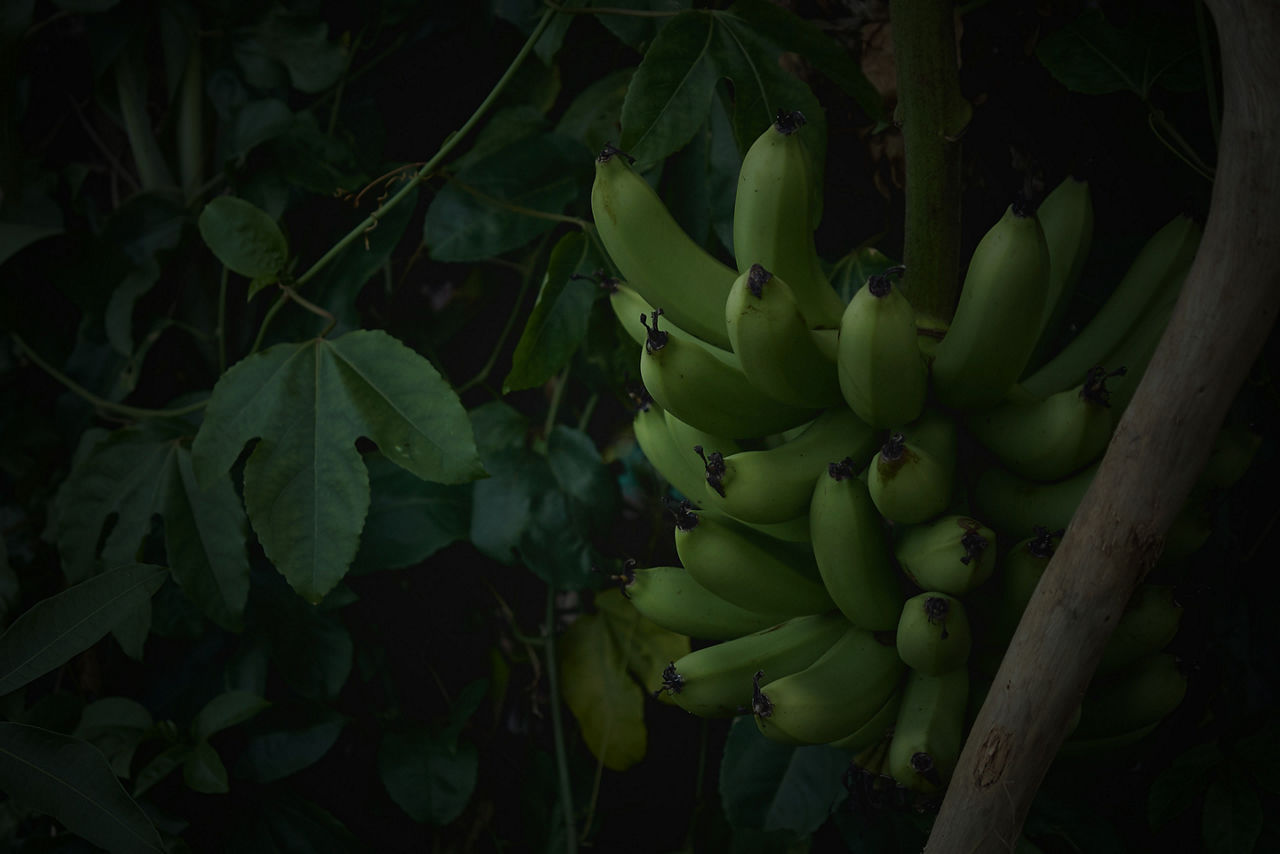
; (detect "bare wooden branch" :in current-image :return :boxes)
[924,0,1280,850]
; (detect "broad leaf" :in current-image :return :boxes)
[423,132,590,262]
[503,232,606,393]
[0,722,164,853]
[828,246,896,305]
[236,700,346,783]
[52,429,250,628]
[593,0,686,49]
[73,697,154,779]
[192,691,272,742]
[718,715,849,836]
[1203,775,1263,854]
[198,196,288,278]
[352,453,471,574]
[518,490,597,590]
[547,425,618,533]
[232,8,348,94]
[191,329,484,602]
[0,564,167,697]
[554,68,634,155]
[132,744,188,799]
[1035,9,1203,98]
[183,740,229,795]
[557,590,689,770]
[378,728,479,825]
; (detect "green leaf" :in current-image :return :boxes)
[555,68,634,155]
[718,715,848,836]
[0,222,62,268]
[1148,741,1223,829]
[352,453,471,574]
[233,8,348,94]
[183,740,229,794]
[594,588,689,694]
[164,446,251,631]
[519,490,597,590]
[198,196,289,278]
[378,728,479,825]
[73,697,154,780]
[828,246,896,304]
[191,691,272,742]
[547,425,618,532]
[226,98,295,161]
[423,132,591,262]
[503,232,606,393]
[557,601,647,771]
[1035,9,1203,98]
[619,11,721,164]
[0,722,164,853]
[191,330,484,602]
[592,0,687,50]
[728,0,885,127]
[236,700,346,783]
[0,564,167,697]
[1203,775,1263,854]
[132,744,187,799]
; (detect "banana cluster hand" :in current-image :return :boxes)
[592,113,1213,802]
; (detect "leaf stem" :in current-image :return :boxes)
[543,589,578,854]
[1148,109,1215,182]
[10,334,208,420]
[543,364,571,437]
[889,0,970,327]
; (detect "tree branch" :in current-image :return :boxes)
[925,1,1280,849]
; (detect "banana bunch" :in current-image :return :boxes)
[593,109,1219,802]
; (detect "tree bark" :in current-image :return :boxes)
[924,1,1280,851]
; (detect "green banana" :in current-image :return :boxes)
[607,280,738,368]
[837,266,929,428]
[886,667,970,794]
[632,399,728,512]
[657,612,850,718]
[724,264,843,408]
[931,201,1051,410]
[985,527,1061,648]
[671,502,835,617]
[753,624,905,745]
[697,404,879,525]
[733,111,846,328]
[1094,280,1181,419]
[896,592,971,675]
[1096,584,1183,677]
[616,563,792,640]
[967,365,1125,482]
[829,687,902,753]
[639,309,819,439]
[1020,213,1201,399]
[1025,175,1094,371]
[591,145,737,348]
[866,429,954,525]
[893,515,998,596]
[1072,652,1187,740]
[808,458,905,631]
[972,461,1097,541]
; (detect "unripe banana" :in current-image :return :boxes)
[656,612,850,718]
[1025,175,1094,370]
[836,266,929,428]
[985,527,1061,648]
[886,667,970,794]
[894,515,998,596]
[632,399,731,514]
[1096,585,1183,677]
[1095,282,1179,420]
[733,111,846,328]
[829,687,902,753]
[591,145,737,348]
[753,624,905,745]
[671,503,835,617]
[972,462,1097,541]
[639,309,819,438]
[661,408,741,486]
[1021,213,1201,399]
[1073,652,1187,740]
[697,404,879,525]
[896,592,971,675]
[967,365,1125,482]
[866,430,954,525]
[607,280,739,368]
[724,264,843,408]
[809,458,904,631]
[931,201,1051,410]
[616,563,792,640]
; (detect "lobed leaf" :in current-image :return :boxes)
[191,329,483,602]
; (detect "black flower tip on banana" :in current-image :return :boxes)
[694,445,726,497]
[774,109,807,135]
[656,661,683,698]
[666,497,699,531]
[641,308,669,354]
[596,141,636,165]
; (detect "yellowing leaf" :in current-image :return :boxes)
[558,590,690,771]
